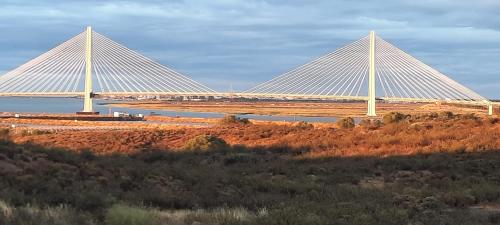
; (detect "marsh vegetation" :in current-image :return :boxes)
[0,112,499,224]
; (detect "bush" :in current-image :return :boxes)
[337,117,355,129]
[0,128,10,138]
[224,153,256,165]
[105,204,160,225]
[428,112,439,119]
[439,111,454,119]
[487,118,499,124]
[441,191,475,207]
[359,119,382,129]
[80,149,96,161]
[383,112,407,124]
[461,113,479,120]
[219,115,250,125]
[183,135,229,151]
[75,191,111,211]
[294,121,314,129]
[20,129,52,136]
[471,184,500,202]
[140,150,171,163]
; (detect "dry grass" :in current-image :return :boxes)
[9,113,500,157]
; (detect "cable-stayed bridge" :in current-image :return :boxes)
[242,31,493,116]
[0,27,217,112]
[0,27,494,115]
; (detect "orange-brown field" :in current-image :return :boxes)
[8,113,500,157]
[108,101,495,117]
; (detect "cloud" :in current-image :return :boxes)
[0,0,498,98]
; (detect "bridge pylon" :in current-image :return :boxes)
[83,26,93,112]
[367,31,376,116]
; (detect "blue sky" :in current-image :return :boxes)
[0,0,499,98]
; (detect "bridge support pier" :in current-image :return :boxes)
[83,26,93,112]
[367,31,376,116]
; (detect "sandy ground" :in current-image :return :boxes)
[107,101,492,117]
[0,114,338,132]
[0,116,214,131]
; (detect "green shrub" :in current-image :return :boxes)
[383,112,407,124]
[184,135,229,151]
[337,117,355,129]
[105,204,160,225]
[219,115,250,125]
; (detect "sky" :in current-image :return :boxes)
[0,0,499,98]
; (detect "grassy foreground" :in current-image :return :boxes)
[0,113,500,224]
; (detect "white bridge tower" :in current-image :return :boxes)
[83,26,93,112]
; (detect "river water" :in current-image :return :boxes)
[0,97,344,123]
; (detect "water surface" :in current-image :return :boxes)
[0,97,352,123]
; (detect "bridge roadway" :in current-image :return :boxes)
[0,92,494,107]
